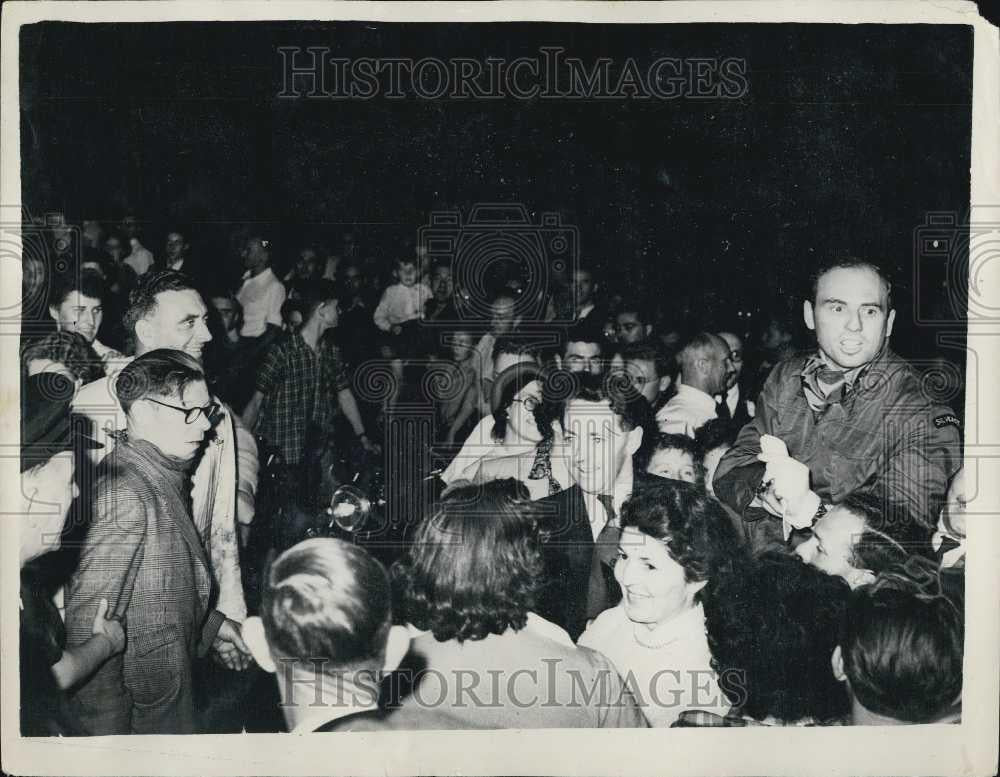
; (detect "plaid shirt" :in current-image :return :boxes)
[255,332,350,465]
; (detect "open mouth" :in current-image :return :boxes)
[840,339,863,354]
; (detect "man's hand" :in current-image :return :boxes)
[91,597,126,656]
[756,451,820,529]
[359,435,381,455]
[213,618,252,671]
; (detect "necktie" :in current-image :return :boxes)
[588,494,622,618]
[715,396,732,422]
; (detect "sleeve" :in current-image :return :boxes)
[265,281,286,328]
[197,610,227,657]
[579,647,649,728]
[208,412,248,622]
[64,478,147,649]
[324,341,352,393]
[373,287,394,331]
[232,412,259,526]
[255,341,285,396]
[712,370,776,518]
[880,399,962,529]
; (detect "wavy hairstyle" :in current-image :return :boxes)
[704,551,851,724]
[620,479,747,601]
[391,479,543,643]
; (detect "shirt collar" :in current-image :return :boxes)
[675,383,718,411]
[290,699,380,733]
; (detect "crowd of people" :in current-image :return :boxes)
[18,212,967,735]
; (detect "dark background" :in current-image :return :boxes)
[20,21,972,362]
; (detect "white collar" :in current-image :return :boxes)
[241,266,275,285]
[675,383,718,411]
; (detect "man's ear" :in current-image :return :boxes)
[626,425,644,456]
[644,324,652,338]
[831,644,847,683]
[242,616,276,673]
[885,308,896,339]
[658,374,672,395]
[48,305,60,326]
[382,625,410,674]
[554,353,563,369]
[134,318,153,351]
[803,300,816,331]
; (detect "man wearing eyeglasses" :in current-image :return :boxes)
[65,350,245,734]
[73,270,254,674]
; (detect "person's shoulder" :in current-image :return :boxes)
[73,373,120,409]
[578,604,627,650]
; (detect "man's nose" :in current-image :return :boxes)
[846,310,863,331]
[196,318,213,343]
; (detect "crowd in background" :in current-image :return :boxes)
[18,210,967,735]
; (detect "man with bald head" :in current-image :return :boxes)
[716,330,755,427]
[656,332,735,437]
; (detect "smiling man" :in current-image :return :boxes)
[714,257,961,553]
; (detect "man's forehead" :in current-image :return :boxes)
[566,341,600,356]
[179,380,210,405]
[152,288,206,318]
[565,400,616,426]
[617,311,641,323]
[626,358,657,377]
[61,291,101,307]
[816,266,889,304]
[719,332,741,350]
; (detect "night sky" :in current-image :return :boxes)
[20,21,972,358]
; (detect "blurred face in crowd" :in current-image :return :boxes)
[492,350,537,377]
[573,269,595,309]
[611,354,668,406]
[646,447,698,484]
[804,266,895,371]
[396,260,419,287]
[242,237,270,272]
[563,341,602,375]
[284,309,304,332]
[615,311,649,345]
[700,335,735,396]
[82,219,103,248]
[795,506,869,587]
[490,297,517,336]
[165,232,187,264]
[135,289,212,362]
[129,379,214,460]
[105,235,126,263]
[295,248,318,280]
[121,215,140,240]
[615,526,705,628]
[21,452,77,564]
[563,399,642,495]
[210,296,239,334]
[450,331,474,363]
[718,331,743,390]
[342,265,363,294]
[506,380,544,444]
[432,266,454,303]
[50,291,102,345]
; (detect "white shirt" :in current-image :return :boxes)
[439,415,535,484]
[372,282,431,331]
[124,238,154,277]
[581,468,634,541]
[721,383,755,418]
[290,700,380,733]
[237,267,286,337]
[656,384,719,437]
[579,602,729,727]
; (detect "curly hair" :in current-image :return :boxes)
[646,433,706,487]
[840,559,963,723]
[620,480,747,600]
[391,479,543,643]
[49,267,107,308]
[21,331,103,385]
[490,363,544,442]
[703,551,851,724]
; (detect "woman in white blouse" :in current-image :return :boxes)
[579,479,747,727]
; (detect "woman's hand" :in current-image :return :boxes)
[91,598,126,656]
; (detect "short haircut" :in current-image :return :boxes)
[620,480,746,602]
[841,561,963,722]
[704,551,851,724]
[616,341,674,380]
[262,538,392,673]
[122,270,199,354]
[810,253,893,310]
[694,418,741,454]
[392,479,542,643]
[648,433,706,486]
[22,331,103,384]
[491,363,543,442]
[49,268,106,308]
[538,370,658,472]
[836,492,933,574]
[115,348,205,416]
[564,320,604,351]
[615,297,653,323]
[677,331,724,375]
[491,336,540,364]
[395,256,418,267]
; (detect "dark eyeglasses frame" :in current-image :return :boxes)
[144,396,221,425]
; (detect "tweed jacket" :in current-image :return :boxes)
[65,439,225,734]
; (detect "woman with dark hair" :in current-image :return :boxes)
[22,330,104,388]
[472,363,571,500]
[685,551,852,727]
[388,480,646,729]
[579,479,747,727]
